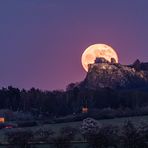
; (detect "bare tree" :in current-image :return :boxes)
[52,126,78,148]
[120,120,148,148]
[80,118,118,148]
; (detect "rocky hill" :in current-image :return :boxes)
[80,58,148,90]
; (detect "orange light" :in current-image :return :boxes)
[0,117,5,123]
[82,107,88,113]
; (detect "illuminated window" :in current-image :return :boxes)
[82,107,88,113]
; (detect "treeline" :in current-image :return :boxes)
[0,85,148,117]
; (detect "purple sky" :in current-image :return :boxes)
[0,0,148,90]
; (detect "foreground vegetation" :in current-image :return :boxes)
[0,86,148,147]
[0,116,148,148]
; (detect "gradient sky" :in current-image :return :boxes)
[0,0,148,90]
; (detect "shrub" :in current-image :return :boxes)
[34,128,54,142]
[6,129,33,148]
[80,118,101,139]
[60,126,78,140]
[52,135,72,148]
[121,120,148,148]
[52,126,78,148]
[86,125,118,148]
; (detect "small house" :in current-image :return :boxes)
[82,107,88,113]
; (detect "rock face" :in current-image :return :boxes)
[80,58,148,90]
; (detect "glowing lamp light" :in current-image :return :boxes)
[0,117,5,123]
[82,107,88,113]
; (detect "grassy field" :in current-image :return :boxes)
[32,115,148,132]
[27,115,148,134]
[0,115,148,147]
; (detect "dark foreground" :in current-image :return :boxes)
[0,115,148,148]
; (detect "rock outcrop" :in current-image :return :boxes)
[80,58,148,90]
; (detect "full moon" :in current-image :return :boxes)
[81,44,119,72]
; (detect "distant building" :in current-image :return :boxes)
[82,107,88,113]
[95,57,109,63]
[111,58,116,64]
